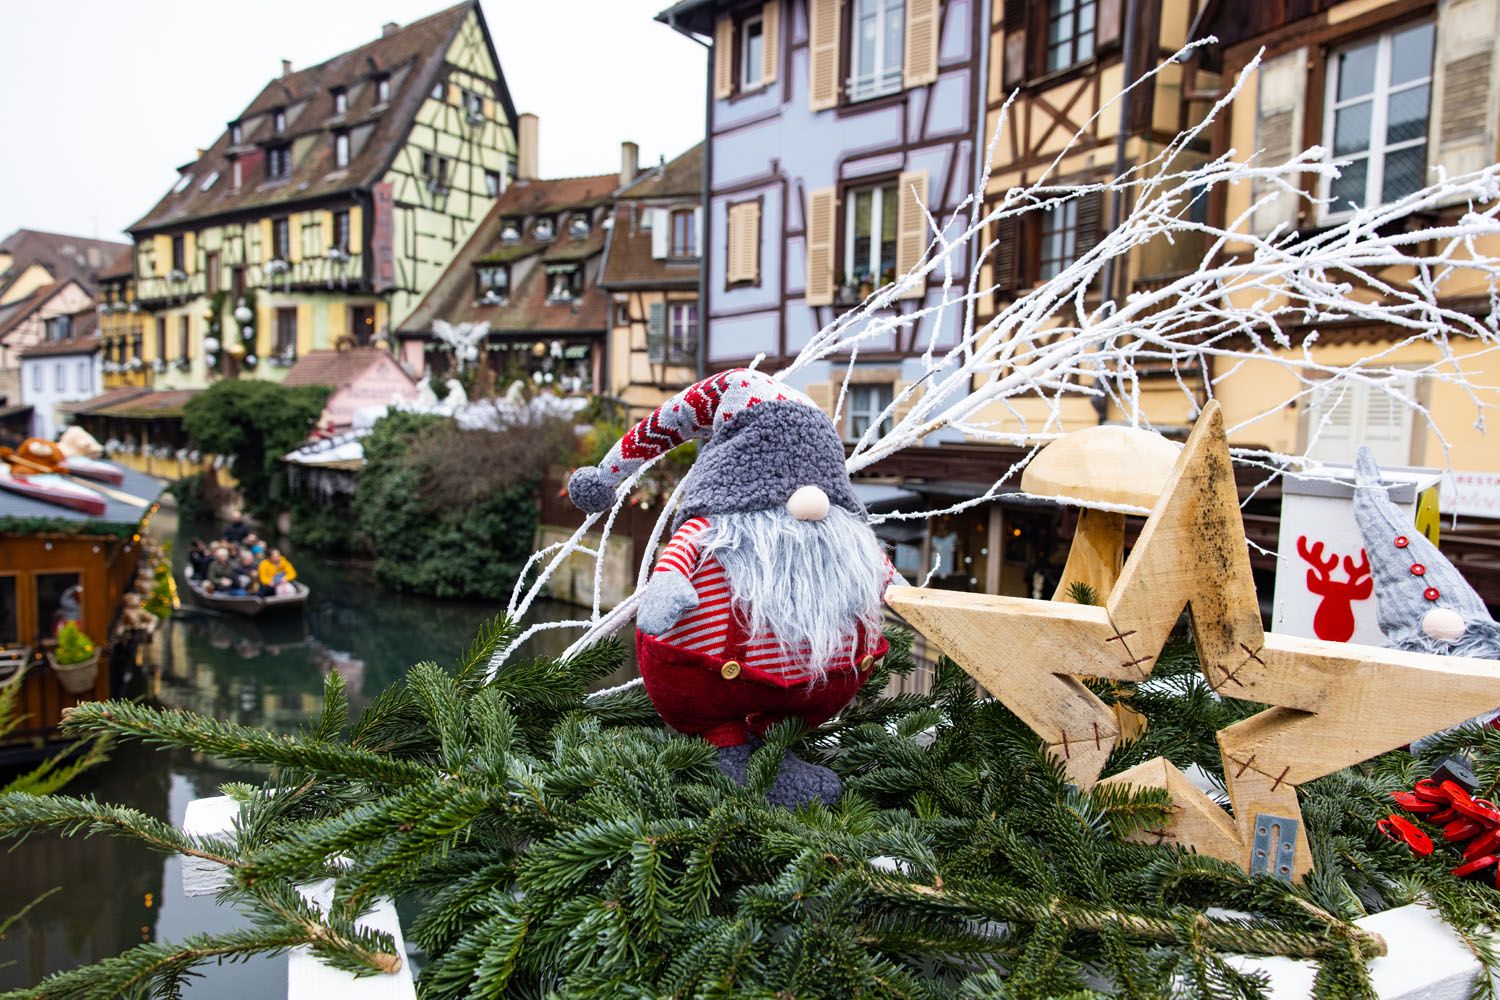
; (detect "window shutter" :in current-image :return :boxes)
[714,15,735,100]
[154,234,171,276]
[895,170,929,299]
[1075,191,1103,256]
[288,214,303,263]
[726,201,761,284]
[648,302,666,363]
[1002,0,1027,88]
[651,208,669,259]
[805,188,836,305]
[762,1,781,85]
[1097,0,1122,49]
[904,0,940,88]
[260,219,274,262]
[348,206,363,255]
[319,210,335,251]
[693,207,703,258]
[1250,47,1307,236]
[1430,0,1500,199]
[993,216,1020,293]
[809,0,842,111]
[183,232,197,273]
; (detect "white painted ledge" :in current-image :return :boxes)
[182,795,416,999]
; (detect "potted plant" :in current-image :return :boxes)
[47,622,99,696]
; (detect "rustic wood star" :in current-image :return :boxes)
[887,401,1500,879]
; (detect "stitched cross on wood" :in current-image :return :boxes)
[886,401,1500,879]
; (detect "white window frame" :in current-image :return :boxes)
[668,302,698,355]
[1305,372,1419,466]
[333,88,347,115]
[843,181,898,285]
[1320,21,1433,223]
[376,76,391,104]
[273,108,286,133]
[1038,200,1078,281]
[847,383,894,441]
[848,0,905,102]
[334,132,350,168]
[31,365,41,391]
[54,363,65,393]
[741,14,766,91]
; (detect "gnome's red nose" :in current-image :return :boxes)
[787,485,830,522]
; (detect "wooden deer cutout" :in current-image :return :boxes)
[888,401,1500,880]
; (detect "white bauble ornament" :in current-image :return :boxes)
[234,304,253,324]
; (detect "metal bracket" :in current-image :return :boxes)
[1250,813,1299,881]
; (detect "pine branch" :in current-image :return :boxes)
[0,793,241,869]
[60,702,428,785]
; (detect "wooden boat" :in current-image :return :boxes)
[0,471,107,516]
[184,574,310,617]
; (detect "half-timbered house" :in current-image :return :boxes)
[397,124,617,392]
[124,2,517,392]
[599,143,706,419]
[659,0,985,436]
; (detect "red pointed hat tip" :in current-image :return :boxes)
[1395,536,1410,548]
[1425,587,1441,601]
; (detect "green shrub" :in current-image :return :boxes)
[182,380,329,519]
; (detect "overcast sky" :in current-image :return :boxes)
[0,0,706,243]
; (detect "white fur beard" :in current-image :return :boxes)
[700,505,887,680]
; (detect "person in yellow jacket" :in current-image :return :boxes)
[257,548,298,596]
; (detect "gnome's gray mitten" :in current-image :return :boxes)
[636,571,700,635]
[567,466,616,513]
[716,743,752,784]
[766,752,842,807]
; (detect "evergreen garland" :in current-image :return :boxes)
[4,616,1500,998]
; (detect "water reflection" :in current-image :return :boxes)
[0,507,619,994]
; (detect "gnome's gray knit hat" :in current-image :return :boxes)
[1353,447,1500,658]
[568,368,864,524]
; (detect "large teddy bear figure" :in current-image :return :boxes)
[568,369,897,806]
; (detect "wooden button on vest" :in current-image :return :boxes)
[859,654,875,670]
[720,660,741,680]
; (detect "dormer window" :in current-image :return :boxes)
[375,75,391,104]
[422,151,450,193]
[229,122,242,145]
[231,157,242,189]
[273,107,286,133]
[476,264,509,302]
[267,144,292,180]
[334,131,350,168]
[332,87,347,115]
[546,264,582,302]
[569,214,591,238]
[463,89,484,122]
[500,218,522,242]
[533,216,556,240]
[200,171,220,191]
[172,173,193,194]
[45,315,72,342]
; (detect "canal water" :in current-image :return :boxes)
[0,503,623,996]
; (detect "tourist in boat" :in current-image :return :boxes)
[244,533,267,558]
[223,510,251,544]
[233,551,258,595]
[188,540,212,580]
[205,546,236,594]
[258,549,298,596]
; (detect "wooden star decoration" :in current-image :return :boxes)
[887,401,1500,880]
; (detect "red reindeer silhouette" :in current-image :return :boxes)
[1296,536,1373,642]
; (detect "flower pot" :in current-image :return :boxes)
[47,649,100,696]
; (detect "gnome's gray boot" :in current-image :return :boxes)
[766,752,841,807]
[716,742,841,807]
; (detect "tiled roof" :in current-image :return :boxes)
[617,143,702,201]
[492,174,618,218]
[98,246,135,281]
[281,348,413,388]
[58,387,153,413]
[131,2,511,232]
[19,332,100,360]
[399,173,617,337]
[600,146,703,290]
[0,229,129,298]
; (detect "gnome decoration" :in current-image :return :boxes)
[1354,447,1500,743]
[568,369,897,806]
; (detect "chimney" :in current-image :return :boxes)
[620,141,639,188]
[382,21,400,37]
[517,113,540,181]
[281,58,293,78]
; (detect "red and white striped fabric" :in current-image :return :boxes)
[653,516,892,682]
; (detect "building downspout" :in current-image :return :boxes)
[668,11,713,381]
[1094,0,1140,424]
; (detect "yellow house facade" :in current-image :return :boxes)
[124,2,517,393]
